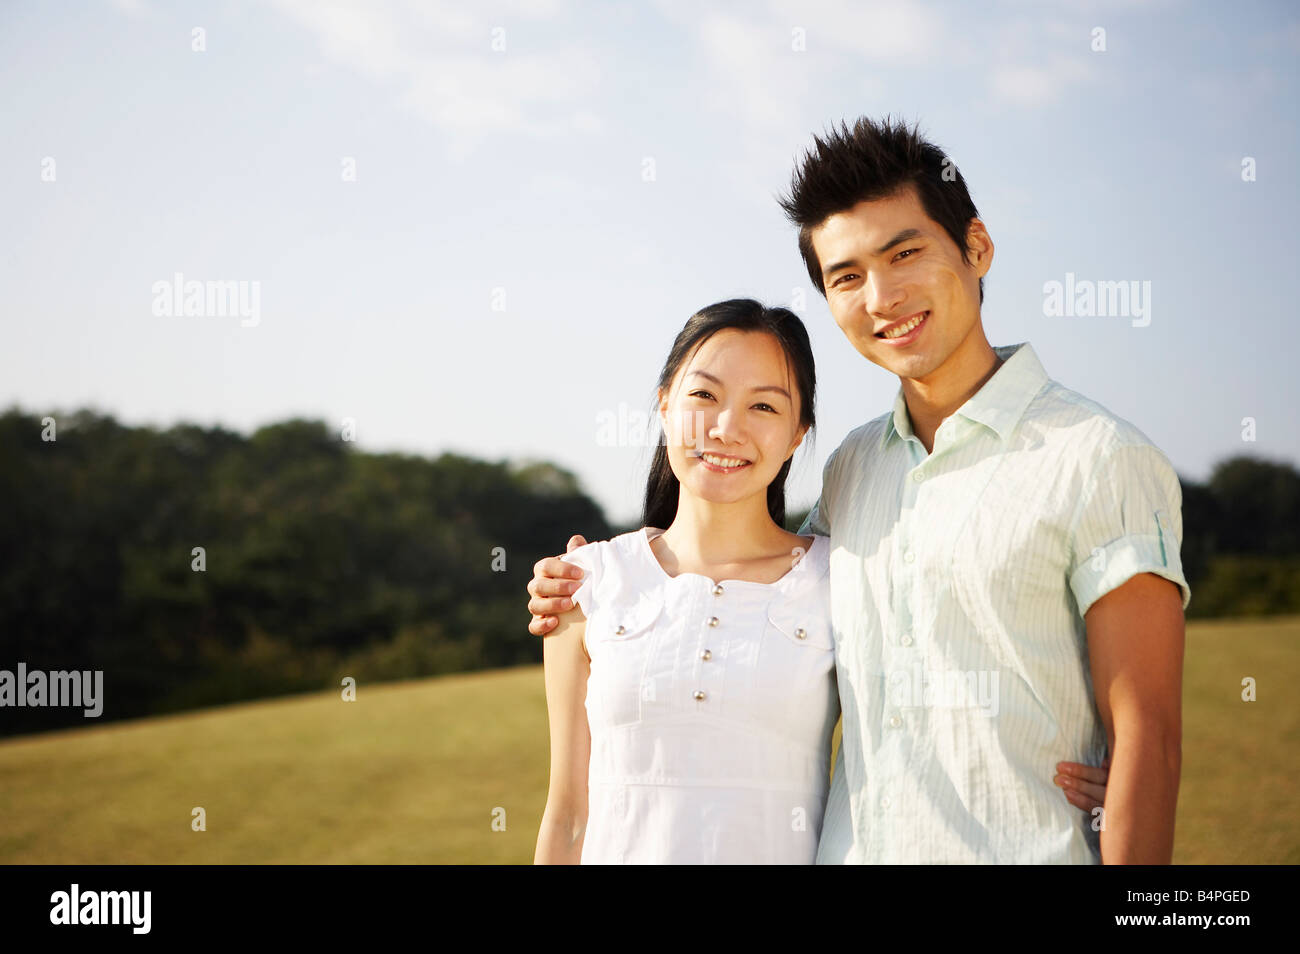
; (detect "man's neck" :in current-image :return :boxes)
[901,332,1003,454]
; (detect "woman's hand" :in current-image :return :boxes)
[1054,755,1110,814]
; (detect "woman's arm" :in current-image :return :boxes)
[534,606,592,864]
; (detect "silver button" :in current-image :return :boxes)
[900,633,913,646]
[795,627,807,640]
[903,551,915,564]
[615,625,626,635]
[712,583,724,596]
[707,616,719,627]
[700,649,712,661]
[889,715,902,728]
[693,690,706,701]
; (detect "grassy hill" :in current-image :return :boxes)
[1,616,1296,864]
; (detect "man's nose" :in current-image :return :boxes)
[864,270,905,318]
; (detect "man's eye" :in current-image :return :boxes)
[832,273,859,287]
[895,248,920,261]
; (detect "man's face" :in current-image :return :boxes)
[809,182,993,385]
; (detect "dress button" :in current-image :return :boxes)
[707,616,719,627]
[795,627,807,640]
[913,471,924,482]
[881,796,891,809]
[903,551,916,564]
[693,690,706,701]
[900,633,913,646]
[712,583,724,596]
[700,649,712,661]
[889,715,902,728]
[615,625,626,635]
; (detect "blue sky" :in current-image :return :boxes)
[2,0,1297,526]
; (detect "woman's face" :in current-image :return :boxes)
[658,328,809,509]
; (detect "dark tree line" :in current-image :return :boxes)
[0,408,613,736]
[0,406,1295,736]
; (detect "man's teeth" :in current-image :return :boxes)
[701,453,748,468]
[881,312,927,339]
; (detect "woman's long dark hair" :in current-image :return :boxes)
[642,299,816,531]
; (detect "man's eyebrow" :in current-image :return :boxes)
[822,228,926,279]
[687,370,790,399]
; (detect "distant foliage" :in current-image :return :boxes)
[0,408,613,735]
[0,410,1294,735]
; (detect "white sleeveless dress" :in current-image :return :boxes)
[559,526,838,864]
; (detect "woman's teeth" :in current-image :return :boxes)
[880,311,928,339]
[701,453,749,469]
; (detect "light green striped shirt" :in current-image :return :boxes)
[799,341,1191,864]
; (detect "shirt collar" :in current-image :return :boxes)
[879,342,1049,450]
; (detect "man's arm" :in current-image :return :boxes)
[797,489,829,537]
[797,440,844,537]
[1084,572,1185,864]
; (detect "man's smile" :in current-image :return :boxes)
[875,310,930,341]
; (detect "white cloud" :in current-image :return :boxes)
[265,0,602,155]
[990,57,1094,107]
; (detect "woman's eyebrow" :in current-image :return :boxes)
[686,370,790,398]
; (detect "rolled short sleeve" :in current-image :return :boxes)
[1067,442,1192,617]
[559,541,603,618]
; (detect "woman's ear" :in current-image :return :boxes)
[786,423,810,459]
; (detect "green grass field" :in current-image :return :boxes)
[1,616,1296,864]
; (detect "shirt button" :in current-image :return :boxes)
[712,583,724,596]
[700,649,712,661]
[707,616,719,627]
[903,551,916,564]
[881,796,891,810]
[913,471,924,482]
[900,633,913,646]
[615,625,626,635]
[889,715,902,728]
[693,690,706,701]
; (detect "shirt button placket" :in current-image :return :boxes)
[694,584,723,707]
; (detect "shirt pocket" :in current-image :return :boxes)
[587,593,665,729]
[755,602,836,741]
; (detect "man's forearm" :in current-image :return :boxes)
[1098,724,1180,864]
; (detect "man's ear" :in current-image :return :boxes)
[965,218,995,277]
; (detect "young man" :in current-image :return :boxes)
[528,116,1189,863]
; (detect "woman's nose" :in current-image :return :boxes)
[710,407,743,442]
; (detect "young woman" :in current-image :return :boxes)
[532,299,1108,864]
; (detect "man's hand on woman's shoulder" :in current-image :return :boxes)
[527,534,589,635]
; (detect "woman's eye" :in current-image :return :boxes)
[688,390,712,400]
[753,403,776,413]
